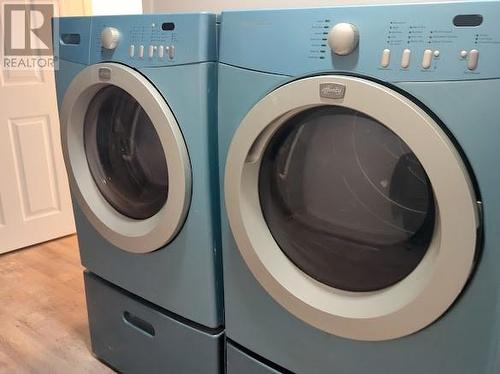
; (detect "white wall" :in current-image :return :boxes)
[93,0,142,15]
[143,0,438,13]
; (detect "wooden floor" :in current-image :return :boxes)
[0,235,114,373]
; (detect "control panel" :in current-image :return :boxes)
[55,13,217,67]
[219,2,500,81]
[112,20,178,61]
[91,17,183,66]
[376,19,484,71]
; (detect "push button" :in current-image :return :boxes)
[168,45,175,60]
[422,49,433,69]
[158,45,164,58]
[129,44,135,58]
[380,49,391,68]
[138,45,144,58]
[401,49,411,69]
[148,45,155,58]
[467,49,479,70]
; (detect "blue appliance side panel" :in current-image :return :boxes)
[219,1,500,81]
[226,342,282,374]
[77,62,223,329]
[218,63,500,373]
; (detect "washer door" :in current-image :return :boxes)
[61,63,191,253]
[224,75,479,341]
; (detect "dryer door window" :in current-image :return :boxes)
[84,85,168,220]
[259,105,435,292]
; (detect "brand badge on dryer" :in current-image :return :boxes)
[98,67,111,80]
[319,83,346,99]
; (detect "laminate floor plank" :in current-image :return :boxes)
[0,235,114,373]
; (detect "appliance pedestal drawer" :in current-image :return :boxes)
[84,271,224,374]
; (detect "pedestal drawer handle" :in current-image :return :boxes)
[123,311,155,337]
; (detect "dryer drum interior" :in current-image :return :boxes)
[84,85,169,220]
[259,105,436,293]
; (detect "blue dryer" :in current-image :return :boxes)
[219,2,500,373]
[54,14,223,373]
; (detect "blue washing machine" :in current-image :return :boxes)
[54,14,223,373]
[218,2,500,373]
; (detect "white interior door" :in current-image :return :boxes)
[0,0,91,254]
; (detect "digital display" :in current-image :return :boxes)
[61,33,80,45]
[162,22,175,31]
[453,14,483,27]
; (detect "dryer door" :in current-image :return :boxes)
[224,75,480,341]
[61,63,191,253]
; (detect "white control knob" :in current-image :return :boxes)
[101,27,121,50]
[328,23,359,56]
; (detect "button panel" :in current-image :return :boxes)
[379,47,446,71]
[126,44,176,61]
[377,45,481,73]
[380,48,479,72]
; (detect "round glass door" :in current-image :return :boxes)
[84,85,168,220]
[259,106,435,292]
[60,63,191,253]
[224,75,479,341]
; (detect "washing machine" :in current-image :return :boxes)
[54,14,223,373]
[218,2,500,373]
